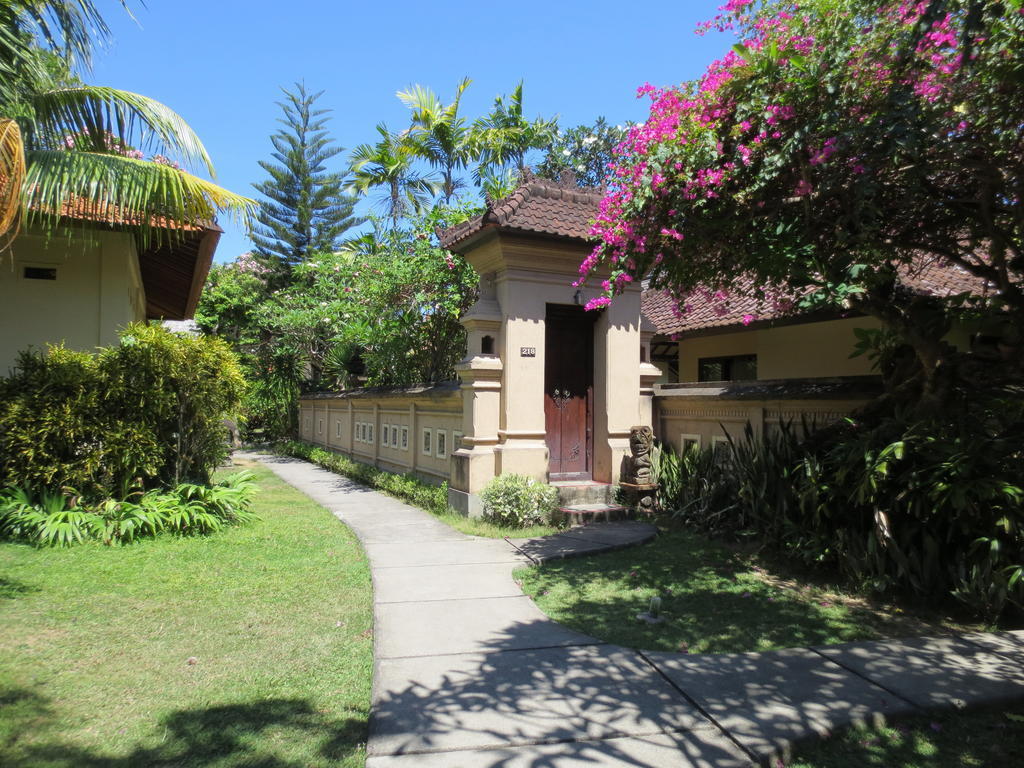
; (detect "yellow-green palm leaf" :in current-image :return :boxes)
[0,117,26,249]
[22,149,253,236]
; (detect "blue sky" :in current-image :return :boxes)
[90,1,734,262]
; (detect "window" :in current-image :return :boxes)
[391,425,399,448]
[336,420,343,438]
[23,266,57,281]
[711,435,732,465]
[698,354,757,382]
[436,429,447,459]
[680,433,701,452]
[401,426,409,451]
[317,418,323,435]
[381,422,389,447]
[422,428,433,455]
[367,423,374,444]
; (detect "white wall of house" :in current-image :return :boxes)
[0,228,145,374]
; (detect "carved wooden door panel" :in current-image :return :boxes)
[544,305,594,480]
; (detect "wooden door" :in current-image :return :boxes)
[544,305,594,480]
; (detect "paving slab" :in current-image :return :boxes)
[366,730,753,767]
[509,533,616,563]
[371,644,710,755]
[646,647,916,762]
[351,518,468,544]
[961,629,1024,664]
[373,563,523,604]
[815,635,1024,711]
[364,538,527,568]
[559,521,658,547]
[375,596,595,658]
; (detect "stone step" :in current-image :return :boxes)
[557,502,629,525]
[551,481,616,507]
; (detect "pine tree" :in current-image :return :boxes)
[251,83,361,285]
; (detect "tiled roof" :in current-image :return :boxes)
[54,195,206,231]
[439,170,603,251]
[439,173,1002,336]
[643,258,998,337]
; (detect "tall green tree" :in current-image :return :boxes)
[473,81,558,182]
[348,122,439,228]
[538,117,629,188]
[397,77,475,205]
[250,83,361,286]
[1,1,253,251]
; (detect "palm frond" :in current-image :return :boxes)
[22,149,254,239]
[0,117,26,251]
[28,86,215,175]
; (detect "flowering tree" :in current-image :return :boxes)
[582,0,1023,405]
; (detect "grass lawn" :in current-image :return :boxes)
[0,458,373,768]
[431,509,559,539]
[515,526,986,654]
[787,705,1024,767]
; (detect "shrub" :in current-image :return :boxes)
[480,474,559,528]
[656,405,1024,619]
[0,471,257,547]
[277,440,449,515]
[0,324,246,500]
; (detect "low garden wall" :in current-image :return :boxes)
[654,376,883,454]
[297,382,463,484]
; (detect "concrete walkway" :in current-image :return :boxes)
[251,453,1024,767]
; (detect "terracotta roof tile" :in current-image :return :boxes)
[643,259,1000,337]
[440,174,1004,336]
[440,171,603,250]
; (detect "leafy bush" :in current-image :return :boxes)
[480,474,559,528]
[0,324,246,500]
[0,471,257,547]
[656,406,1024,619]
[277,440,448,515]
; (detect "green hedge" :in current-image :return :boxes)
[656,406,1024,620]
[276,440,448,515]
[0,324,246,501]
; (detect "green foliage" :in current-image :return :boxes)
[656,404,1024,619]
[0,471,257,547]
[0,323,246,499]
[585,0,1023,413]
[480,473,559,528]
[348,122,440,227]
[537,117,629,187]
[250,83,362,287]
[472,80,558,179]
[278,440,448,515]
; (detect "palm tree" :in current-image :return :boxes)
[397,77,475,205]
[1,1,253,250]
[473,81,558,182]
[348,123,438,229]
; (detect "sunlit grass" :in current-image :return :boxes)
[432,509,559,539]
[516,527,983,654]
[0,459,372,767]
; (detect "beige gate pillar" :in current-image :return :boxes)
[440,173,648,504]
[449,277,503,516]
[639,311,663,429]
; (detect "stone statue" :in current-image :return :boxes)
[624,425,654,485]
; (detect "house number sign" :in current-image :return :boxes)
[520,347,536,357]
